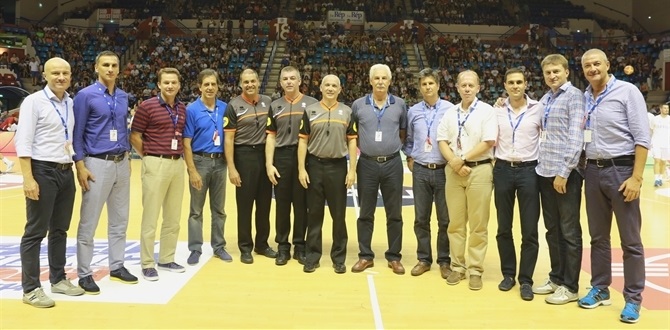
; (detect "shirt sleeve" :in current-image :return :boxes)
[183,104,196,139]
[131,101,150,134]
[625,85,651,149]
[266,105,277,134]
[561,89,586,178]
[223,103,237,131]
[436,110,451,142]
[481,107,498,142]
[298,110,310,138]
[15,95,37,157]
[72,91,90,161]
[402,108,414,157]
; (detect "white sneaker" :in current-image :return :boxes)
[5,160,13,172]
[545,285,578,305]
[532,278,558,294]
[51,279,85,296]
[23,287,55,308]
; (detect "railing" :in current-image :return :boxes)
[260,40,278,95]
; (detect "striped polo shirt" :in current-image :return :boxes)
[298,102,357,158]
[131,95,186,155]
[223,94,272,145]
[266,94,318,147]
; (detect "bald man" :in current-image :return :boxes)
[16,57,85,308]
[578,48,650,324]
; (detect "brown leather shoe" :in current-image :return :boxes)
[410,261,431,276]
[439,263,452,279]
[351,259,374,273]
[388,260,405,275]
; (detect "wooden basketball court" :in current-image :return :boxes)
[1,156,669,329]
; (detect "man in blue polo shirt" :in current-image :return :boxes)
[183,69,231,265]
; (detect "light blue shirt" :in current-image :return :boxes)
[403,99,454,165]
[584,75,651,159]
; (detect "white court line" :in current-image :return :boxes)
[366,274,384,330]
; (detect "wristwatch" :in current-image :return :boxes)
[460,155,466,162]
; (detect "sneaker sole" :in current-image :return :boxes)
[110,276,139,284]
[83,290,101,295]
[620,317,639,324]
[214,255,233,263]
[545,296,579,305]
[142,275,159,281]
[578,299,612,309]
[157,266,185,273]
[446,276,465,285]
[532,288,556,295]
[51,289,85,296]
[23,300,55,308]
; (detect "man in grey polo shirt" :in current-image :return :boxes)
[351,64,408,275]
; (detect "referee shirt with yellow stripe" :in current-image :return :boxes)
[223,94,272,145]
[299,102,357,158]
[266,94,318,147]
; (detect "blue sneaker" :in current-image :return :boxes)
[187,251,201,265]
[214,249,233,262]
[141,268,159,281]
[578,287,611,309]
[157,262,185,273]
[620,302,641,323]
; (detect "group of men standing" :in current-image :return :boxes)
[15,48,650,324]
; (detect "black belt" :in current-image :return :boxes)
[236,144,265,150]
[89,153,126,163]
[33,160,73,170]
[194,152,223,159]
[496,158,538,168]
[587,155,635,168]
[464,159,493,167]
[276,145,297,150]
[417,162,446,169]
[145,153,182,160]
[360,152,399,163]
[308,154,346,163]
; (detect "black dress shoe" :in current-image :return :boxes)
[255,247,278,258]
[293,250,306,265]
[520,283,534,301]
[498,276,516,291]
[303,263,320,273]
[275,251,290,266]
[79,275,100,295]
[240,252,254,264]
[333,263,346,274]
[110,267,138,284]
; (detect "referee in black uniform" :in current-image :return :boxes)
[266,66,318,265]
[298,74,358,274]
[224,69,277,264]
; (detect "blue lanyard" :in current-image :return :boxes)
[507,105,526,146]
[422,101,438,141]
[164,104,179,131]
[97,83,117,130]
[207,105,219,127]
[369,94,389,131]
[457,100,478,144]
[43,89,69,140]
[585,79,614,129]
[543,90,563,130]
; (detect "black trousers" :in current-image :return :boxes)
[21,160,76,292]
[273,146,307,252]
[305,155,348,265]
[234,145,272,253]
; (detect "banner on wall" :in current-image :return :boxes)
[327,11,365,25]
[97,8,122,21]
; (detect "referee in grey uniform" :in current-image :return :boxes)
[351,64,408,275]
[223,69,277,264]
[298,74,358,274]
[266,66,318,265]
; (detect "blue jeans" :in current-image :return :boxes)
[493,162,540,285]
[538,170,583,293]
[187,155,227,253]
[412,164,450,265]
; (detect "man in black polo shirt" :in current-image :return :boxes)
[351,64,408,275]
[224,69,277,264]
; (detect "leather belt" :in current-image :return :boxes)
[276,145,297,150]
[308,154,346,163]
[496,158,538,168]
[417,162,446,169]
[145,153,182,160]
[89,153,126,163]
[587,155,635,168]
[360,152,399,163]
[236,144,265,150]
[194,152,223,159]
[33,160,73,170]
[464,159,493,167]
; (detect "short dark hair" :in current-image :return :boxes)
[95,50,119,64]
[504,68,525,82]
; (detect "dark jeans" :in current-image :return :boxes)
[187,155,227,253]
[412,164,450,265]
[305,156,348,265]
[234,146,272,253]
[538,170,583,293]
[21,160,76,292]
[356,156,404,261]
[585,164,645,304]
[493,162,540,285]
[273,146,307,253]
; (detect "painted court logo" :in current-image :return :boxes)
[0,236,207,304]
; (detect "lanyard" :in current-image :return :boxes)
[164,104,179,131]
[585,79,614,129]
[203,99,219,126]
[507,105,526,146]
[457,100,478,150]
[97,83,117,130]
[369,94,389,131]
[542,89,563,130]
[422,101,438,141]
[43,89,69,140]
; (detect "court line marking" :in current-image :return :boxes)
[366,274,384,330]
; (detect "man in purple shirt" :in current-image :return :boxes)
[577,48,650,324]
[73,51,137,294]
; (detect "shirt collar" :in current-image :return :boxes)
[365,94,396,106]
[43,86,69,102]
[585,74,616,99]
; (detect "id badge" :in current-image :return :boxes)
[375,131,382,142]
[584,130,592,143]
[213,131,221,146]
[65,141,75,156]
[110,129,118,142]
[539,130,547,143]
[424,140,432,153]
[171,139,178,150]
